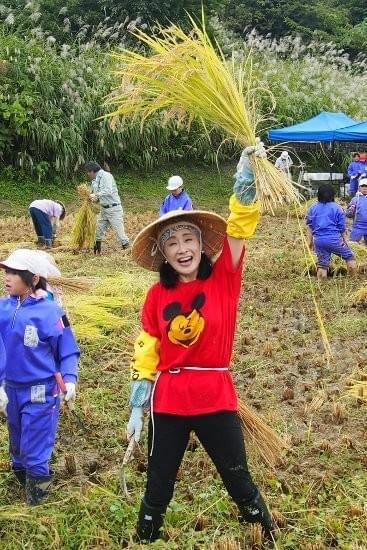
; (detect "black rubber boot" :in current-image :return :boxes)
[25,474,52,506]
[238,491,275,541]
[94,240,102,254]
[44,238,52,249]
[136,498,166,542]
[12,468,26,487]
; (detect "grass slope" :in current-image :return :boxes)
[0,165,366,549]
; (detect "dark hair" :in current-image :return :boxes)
[85,161,101,173]
[55,200,66,220]
[5,268,47,292]
[352,152,360,158]
[317,183,335,203]
[159,252,213,289]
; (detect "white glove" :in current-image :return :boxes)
[0,386,8,415]
[60,382,76,404]
[90,193,98,202]
[127,406,144,442]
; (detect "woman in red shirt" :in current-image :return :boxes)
[127,144,274,542]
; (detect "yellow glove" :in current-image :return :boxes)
[227,195,260,239]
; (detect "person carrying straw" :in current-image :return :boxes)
[0,249,79,505]
[126,143,275,543]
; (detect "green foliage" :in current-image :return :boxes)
[219,0,367,57]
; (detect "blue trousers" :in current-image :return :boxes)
[5,380,60,476]
[29,207,53,240]
[314,236,354,268]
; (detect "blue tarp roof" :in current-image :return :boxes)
[268,111,356,142]
[333,120,367,142]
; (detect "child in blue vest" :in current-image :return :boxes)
[306,184,357,278]
[159,176,193,216]
[347,178,367,244]
[0,249,79,505]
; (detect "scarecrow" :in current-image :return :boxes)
[127,144,275,542]
[0,249,79,505]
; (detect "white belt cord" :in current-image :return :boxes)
[149,367,229,457]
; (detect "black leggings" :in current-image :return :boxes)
[145,411,258,508]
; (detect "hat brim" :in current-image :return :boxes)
[132,210,227,271]
[166,185,182,191]
[0,259,28,272]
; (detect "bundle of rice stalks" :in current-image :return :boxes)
[48,276,92,293]
[107,16,299,213]
[347,379,367,402]
[65,295,128,343]
[70,184,96,250]
[351,287,367,308]
[238,399,287,467]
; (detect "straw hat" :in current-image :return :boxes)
[132,210,227,271]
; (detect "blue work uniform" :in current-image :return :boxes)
[0,295,79,477]
[347,195,367,244]
[306,201,354,268]
[348,161,367,196]
[159,190,193,217]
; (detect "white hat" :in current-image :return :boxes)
[0,249,61,278]
[280,151,289,159]
[359,177,367,187]
[167,175,183,191]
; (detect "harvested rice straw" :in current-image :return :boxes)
[237,399,287,468]
[70,184,96,250]
[350,287,367,307]
[347,380,367,402]
[48,276,92,293]
[106,16,299,213]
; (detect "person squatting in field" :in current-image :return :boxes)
[159,175,193,216]
[306,184,357,279]
[0,249,79,505]
[126,143,275,543]
[29,199,66,248]
[85,161,129,254]
[346,178,367,245]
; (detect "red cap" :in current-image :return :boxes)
[360,153,367,160]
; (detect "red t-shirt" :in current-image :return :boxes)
[141,237,245,415]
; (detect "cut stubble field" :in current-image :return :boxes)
[0,165,366,549]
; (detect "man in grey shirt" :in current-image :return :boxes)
[85,161,129,253]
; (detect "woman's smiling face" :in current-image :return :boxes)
[163,228,201,281]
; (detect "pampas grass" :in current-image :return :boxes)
[107,16,299,213]
[70,184,96,250]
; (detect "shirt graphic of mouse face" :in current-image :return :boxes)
[163,293,205,348]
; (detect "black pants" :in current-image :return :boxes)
[145,411,258,508]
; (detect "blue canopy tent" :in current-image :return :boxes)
[333,120,367,142]
[268,111,356,142]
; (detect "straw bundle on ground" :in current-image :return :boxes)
[70,184,96,250]
[237,399,287,467]
[347,379,367,402]
[107,17,299,213]
[351,287,367,308]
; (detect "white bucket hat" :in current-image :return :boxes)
[0,249,61,278]
[167,175,183,191]
[359,177,367,187]
[280,151,289,159]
